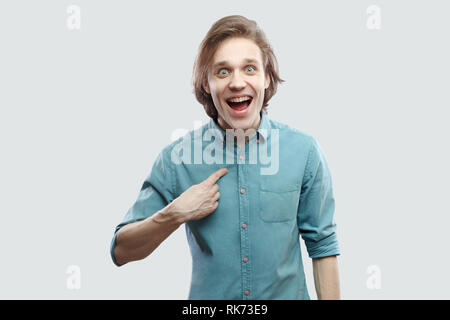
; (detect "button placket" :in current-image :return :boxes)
[238,155,250,300]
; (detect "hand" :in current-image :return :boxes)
[169,168,228,223]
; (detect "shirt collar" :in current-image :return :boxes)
[207,110,272,143]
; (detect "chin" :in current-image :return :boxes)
[218,103,260,130]
[227,116,255,130]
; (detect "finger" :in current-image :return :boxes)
[207,201,219,214]
[208,184,219,197]
[204,168,228,185]
[212,191,220,201]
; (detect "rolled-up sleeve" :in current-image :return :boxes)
[110,148,175,266]
[297,137,340,259]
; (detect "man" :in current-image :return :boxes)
[110,15,341,300]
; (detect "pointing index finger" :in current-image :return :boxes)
[205,168,228,185]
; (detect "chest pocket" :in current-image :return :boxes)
[259,184,300,223]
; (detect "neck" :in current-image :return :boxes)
[216,113,261,149]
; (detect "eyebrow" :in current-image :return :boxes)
[212,58,260,69]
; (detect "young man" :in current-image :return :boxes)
[110,15,341,300]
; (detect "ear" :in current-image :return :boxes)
[264,73,270,90]
[203,80,210,94]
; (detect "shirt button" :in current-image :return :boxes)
[243,257,248,263]
[244,290,249,296]
[240,188,245,194]
[242,223,247,229]
[239,155,243,161]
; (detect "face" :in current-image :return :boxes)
[203,37,270,131]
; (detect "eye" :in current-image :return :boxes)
[246,66,256,73]
[218,68,229,76]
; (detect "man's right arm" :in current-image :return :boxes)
[113,202,183,266]
[113,167,228,266]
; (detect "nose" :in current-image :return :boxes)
[228,70,246,90]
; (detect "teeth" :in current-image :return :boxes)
[227,96,251,103]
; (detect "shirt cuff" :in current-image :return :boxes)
[304,232,340,259]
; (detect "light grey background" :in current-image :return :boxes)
[0,0,449,299]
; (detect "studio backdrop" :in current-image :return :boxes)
[0,0,449,299]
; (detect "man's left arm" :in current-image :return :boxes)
[312,255,341,300]
[297,137,341,299]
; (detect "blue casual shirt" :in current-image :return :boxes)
[110,111,340,300]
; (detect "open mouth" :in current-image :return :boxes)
[226,96,253,112]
